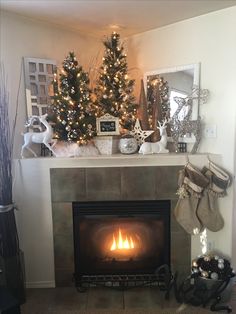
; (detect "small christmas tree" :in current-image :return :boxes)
[146,75,170,129]
[146,75,170,141]
[95,32,137,131]
[51,52,96,144]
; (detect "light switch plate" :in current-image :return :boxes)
[204,125,217,138]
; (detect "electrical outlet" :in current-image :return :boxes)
[204,125,217,138]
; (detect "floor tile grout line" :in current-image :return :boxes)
[86,287,90,310]
[122,289,125,309]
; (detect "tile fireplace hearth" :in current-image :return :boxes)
[50,166,191,287]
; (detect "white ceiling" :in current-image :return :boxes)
[1,0,236,38]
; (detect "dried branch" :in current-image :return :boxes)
[0,62,19,257]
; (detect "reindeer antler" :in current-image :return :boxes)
[157,118,170,129]
[24,115,41,128]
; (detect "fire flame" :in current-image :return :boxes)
[110,228,135,251]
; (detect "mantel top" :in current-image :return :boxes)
[16,153,221,169]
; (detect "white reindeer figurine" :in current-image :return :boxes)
[21,114,57,158]
[139,119,169,154]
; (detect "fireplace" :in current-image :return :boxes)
[72,200,170,286]
[50,166,191,287]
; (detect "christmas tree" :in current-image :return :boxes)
[51,52,96,144]
[146,75,170,129]
[146,75,170,141]
[95,32,137,131]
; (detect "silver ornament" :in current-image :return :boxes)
[210,272,219,280]
[218,263,224,270]
[204,256,211,262]
[192,260,198,267]
[192,268,199,274]
[201,271,209,278]
[214,255,219,260]
[218,258,224,264]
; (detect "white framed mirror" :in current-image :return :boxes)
[144,63,200,150]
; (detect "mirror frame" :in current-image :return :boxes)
[144,63,200,143]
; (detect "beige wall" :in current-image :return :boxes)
[0,10,102,157]
[126,6,236,265]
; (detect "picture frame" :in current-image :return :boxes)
[23,57,57,131]
[96,113,120,136]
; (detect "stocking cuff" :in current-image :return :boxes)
[183,177,203,198]
[209,161,230,183]
[177,163,209,198]
[203,163,231,197]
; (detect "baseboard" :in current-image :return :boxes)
[26,281,55,288]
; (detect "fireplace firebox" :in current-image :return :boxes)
[72,200,170,287]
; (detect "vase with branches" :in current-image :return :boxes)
[0,63,25,303]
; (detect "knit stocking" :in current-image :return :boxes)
[197,162,230,232]
[174,163,209,235]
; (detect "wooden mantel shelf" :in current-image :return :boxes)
[16,153,221,169]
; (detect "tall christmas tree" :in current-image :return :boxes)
[95,32,137,131]
[52,52,96,144]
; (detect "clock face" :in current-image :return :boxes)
[100,121,116,132]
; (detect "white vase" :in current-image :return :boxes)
[119,136,138,154]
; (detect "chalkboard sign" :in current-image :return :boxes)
[100,121,116,132]
[96,113,120,135]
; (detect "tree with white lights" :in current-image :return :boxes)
[95,32,137,131]
[51,52,96,144]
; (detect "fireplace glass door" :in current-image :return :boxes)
[73,200,170,282]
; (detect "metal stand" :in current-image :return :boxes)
[74,264,173,295]
[174,272,234,313]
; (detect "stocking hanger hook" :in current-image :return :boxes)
[185,154,189,164]
[207,154,212,166]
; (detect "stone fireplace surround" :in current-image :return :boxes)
[14,154,220,288]
[50,165,191,286]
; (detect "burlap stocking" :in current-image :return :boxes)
[174,163,209,235]
[197,162,230,232]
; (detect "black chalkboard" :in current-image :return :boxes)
[100,121,116,132]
